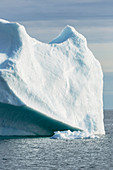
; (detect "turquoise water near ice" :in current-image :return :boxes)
[0,102,81,137]
[0,110,112,169]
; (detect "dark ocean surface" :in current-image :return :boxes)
[0,110,113,170]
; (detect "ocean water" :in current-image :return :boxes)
[0,110,113,170]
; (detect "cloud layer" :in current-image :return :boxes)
[0,0,113,21]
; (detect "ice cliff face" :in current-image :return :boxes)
[0,19,105,134]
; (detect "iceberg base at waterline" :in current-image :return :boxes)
[0,19,105,137]
[0,102,82,137]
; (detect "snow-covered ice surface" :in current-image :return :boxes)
[0,19,105,136]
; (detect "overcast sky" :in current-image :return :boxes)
[0,0,113,108]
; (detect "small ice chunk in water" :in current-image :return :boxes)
[51,130,99,139]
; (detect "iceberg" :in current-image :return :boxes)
[0,19,105,137]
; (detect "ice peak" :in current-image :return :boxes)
[0,19,27,59]
[63,25,77,34]
[50,25,86,45]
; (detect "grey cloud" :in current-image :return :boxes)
[0,0,113,21]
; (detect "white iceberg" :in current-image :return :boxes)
[0,19,105,136]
